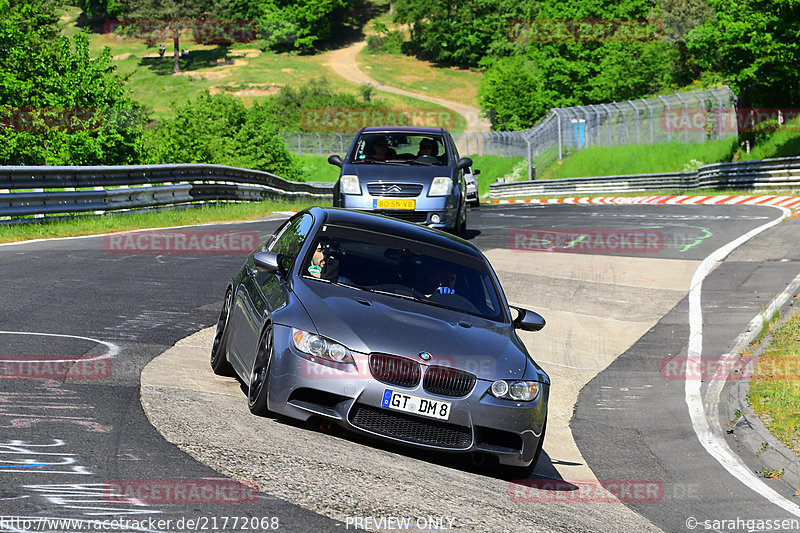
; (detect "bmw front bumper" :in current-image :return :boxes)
[266,325,548,467]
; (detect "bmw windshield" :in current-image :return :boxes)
[300,225,507,322]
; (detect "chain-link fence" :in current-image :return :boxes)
[281,86,738,181]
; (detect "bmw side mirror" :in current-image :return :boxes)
[456,157,473,171]
[511,306,546,331]
[328,154,343,168]
[253,251,282,274]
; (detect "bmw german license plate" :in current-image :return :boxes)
[381,389,451,420]
[375,199,415,210]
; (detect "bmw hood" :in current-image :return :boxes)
[293,281,531,380]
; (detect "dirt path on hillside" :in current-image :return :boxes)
[322,41,491,133]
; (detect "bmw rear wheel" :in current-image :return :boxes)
[248,324,273,415]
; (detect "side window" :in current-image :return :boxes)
[268,213,314,268]
[448,132,460,162]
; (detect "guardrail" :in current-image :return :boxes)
[0,164,334,219]
[489,157,800,198]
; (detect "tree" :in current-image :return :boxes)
[220,0,352,52]
[393,0,533,68]
[144,92,302,179]
[478,56,550,130]
[686,0,800,108]
[0,0,146,165]
[113,0,212,73]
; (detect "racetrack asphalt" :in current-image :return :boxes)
[2,203,798,532]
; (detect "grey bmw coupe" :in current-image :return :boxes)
[211,206,549,474]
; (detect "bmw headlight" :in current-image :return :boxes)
[490,380,540,401]
[291,328,354,364]
[428,177,453,196]
[340,175,361,195]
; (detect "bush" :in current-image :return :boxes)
[478,56,550,131]
[0,3,147,166]
[144,92,302,180]
[366,30,405,54]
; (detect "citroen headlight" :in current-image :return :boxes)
[291,328,354,364]
[490,380,540,401]
[340,175,361,195]
[428,177,453,196]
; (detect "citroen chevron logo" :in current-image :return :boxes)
[387,185,402,194]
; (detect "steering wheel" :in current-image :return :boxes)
[415,155,439,164]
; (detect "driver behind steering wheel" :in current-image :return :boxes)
[417,138,437,158]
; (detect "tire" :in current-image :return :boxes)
[210,289,235,376]
[248,324,273,416]
[457,205,467,237]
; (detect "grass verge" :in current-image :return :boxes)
[0,199,321,244]
[297,154,341,182]
[357,46,483,110]
[747,306,800,456]
[468,155,526,199]
[538,138,738,180]
[741,113,800,161]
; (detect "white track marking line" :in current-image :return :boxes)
[0,331,120,358]
[685,205,800,517]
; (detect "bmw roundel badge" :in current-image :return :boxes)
[418,352,432,361]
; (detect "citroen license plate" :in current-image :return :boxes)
[375,199,415,210]
[381,389,451,420]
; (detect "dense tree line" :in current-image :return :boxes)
[77,0,357,53]
[393,0,800,130]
